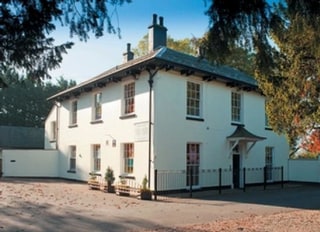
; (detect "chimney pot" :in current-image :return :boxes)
[159,16,164,26]
[152,14,157,25]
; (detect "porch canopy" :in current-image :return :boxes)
[227,125,266,155]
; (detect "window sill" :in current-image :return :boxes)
[67,170,76,173]
[119,114,137,120]
[186,116,204,121]
[231,122,245,127]
[90,119,103,124]
[68,124,78,128]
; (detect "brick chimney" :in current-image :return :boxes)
[148,14,167,52]
[123,43,134,63]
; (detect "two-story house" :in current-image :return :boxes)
[45,14,289,190]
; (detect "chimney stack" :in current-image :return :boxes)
[148,14,167,52]
[123,43,134,63]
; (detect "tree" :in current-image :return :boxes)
[205,0,320,147]
[301,129,320,157]
[132,34,199,57]
[0,0,131,84]
[0,69,76,127]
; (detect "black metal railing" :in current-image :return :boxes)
[154,166,284,200]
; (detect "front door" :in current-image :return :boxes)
[233,154,240,188]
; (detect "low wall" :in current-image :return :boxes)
[288,157,320,183]
[2,149,59,177]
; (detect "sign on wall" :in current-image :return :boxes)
[134,121,149,142]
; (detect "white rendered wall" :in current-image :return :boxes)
[44,69,289,187]
[288,158,320,183]
[2,149,58,177]
[152,71,289,186]
[54,73,151,184]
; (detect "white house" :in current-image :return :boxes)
[44,14,289,190]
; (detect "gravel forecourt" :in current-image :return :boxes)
[0,178,319,232]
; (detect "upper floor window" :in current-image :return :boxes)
[231,92,242,123]
[93,92,102,120]
[124,82,135,114]
[92,144,101,172]
[70,100,77,125]
[123,143,134,174]
[187,81,201,117]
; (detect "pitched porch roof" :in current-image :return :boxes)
[227,125,266,155]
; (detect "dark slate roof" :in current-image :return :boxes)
[48,47,257,101]
[227,125,266,141]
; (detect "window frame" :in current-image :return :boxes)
[265,146,273,181]
[50,121,57,141]
[123,82,135,115]
[92,144,101,172]
[186,143,200,187]
[186,81,202,118]
[123,143,134,174]
[69,145,76,172]
[70,100,78,125]
[93,92,102,121]
[231,92,242,123]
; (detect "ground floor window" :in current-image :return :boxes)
[186,143,200,186]
[124,143,134,173]
[265,146,273,181]
[93,144,101,172]
[69,145,76,171]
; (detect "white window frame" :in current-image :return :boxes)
[265,146,273,181]
[93,92,102,121]
[92,144,101,172]
[123,82,135,115]
[70,100,78,125]
[69,145,76,171]
[50,121,56,141]
[231,92,242,123]
[123,143,134,174]
[186,81,202,117]
[186,143,200,187]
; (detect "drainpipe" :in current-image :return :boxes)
[147,68,158,189]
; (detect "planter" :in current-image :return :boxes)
[140,190,152,200]
[106,184,115,193]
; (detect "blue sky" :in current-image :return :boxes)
[50,0,210,83]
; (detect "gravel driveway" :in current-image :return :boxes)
[0,178,319,232]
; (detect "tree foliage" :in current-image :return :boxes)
[205,0,320,146]
[0,0,131,83]
[0,69,76,127]
[132,34,199,57]
[301,129,320,156]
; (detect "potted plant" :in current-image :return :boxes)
[140,175,152,200]
[104,166,115,193]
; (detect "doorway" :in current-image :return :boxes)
[233,154,240,188]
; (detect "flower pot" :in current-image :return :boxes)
[140,190,152,200]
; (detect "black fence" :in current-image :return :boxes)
[154,166,284,200]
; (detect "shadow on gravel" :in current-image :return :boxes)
[0,200,162,232]
[159,183,320,210]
